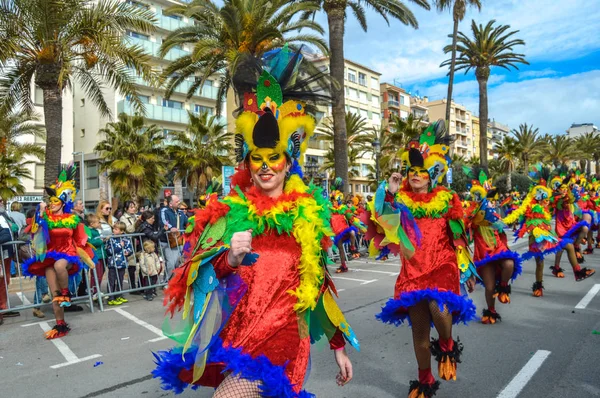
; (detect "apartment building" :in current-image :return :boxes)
[427,99,473,159]
[410,96,430,127]
[566,123,598,138]
[380,82,411,129]
[308,58,381,195]
[470,116,495,160]
[488,120,510,157]
[71,0,223,210]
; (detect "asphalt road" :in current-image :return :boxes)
[1,240,600,398]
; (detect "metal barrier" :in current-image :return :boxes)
[0,240,101,315]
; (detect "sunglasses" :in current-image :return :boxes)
[104,207,112,210]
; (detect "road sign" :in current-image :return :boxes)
[222,166,236,196]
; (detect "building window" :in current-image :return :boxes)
[371,95,379,107]
[318,65,329,73]
[34,131,46,145]
[400,95,406,105]
[126,30,149,40]
[359,91,368,104]
[371,77,378,88]
[34,86,44,105]
[165,13,182,20]
[126,0,147,8]
[162,99,183,109]
[194,104,213,115]
[358,72,367,86]
[361,164,370,177]
[127,94,150,104]
[34,164,45,188]
[348,88,358,100]
[359,108,369,119]
[372,112,381,124]
[349,106,359,115]
[362,184,371,193]
[347,69,357,83]
[86,161,99,190]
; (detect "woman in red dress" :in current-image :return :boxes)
[152,47,357,397]
[22,165,94,339]
[464,172,521,324]
[364,120,477,398]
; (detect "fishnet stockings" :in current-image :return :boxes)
[408,300,453,371]
[213,375,262,398]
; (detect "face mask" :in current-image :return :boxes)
[249,148,287,173]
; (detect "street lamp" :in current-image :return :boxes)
[72,151,85,208]
[372,138,381,184]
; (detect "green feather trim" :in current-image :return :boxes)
[44,213,80,230]
[449,219,464,240]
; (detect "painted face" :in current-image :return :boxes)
[49,197,64,213]
[248,148,289,195]
[534,188,549,201]
[407,167,430,191]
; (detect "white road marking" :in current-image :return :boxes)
[351,268,399,276]
[575,284,600,309]
[23,321,102,368]
[16,292,31,306]
[111,308,164,341]
[332,276,377,285]
[337,289,346,292]
[497,350,551,398]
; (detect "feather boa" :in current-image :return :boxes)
[396,187,456,219]
[333,225,358,246]
[561,220,590,241]
[21,251,86,279]
[42,211,81,230]
[522,236,573,261]
[376,288,477,327]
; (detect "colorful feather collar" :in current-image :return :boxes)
[397,186,455,218]
[44,211,80,229]
[223,174,333,312]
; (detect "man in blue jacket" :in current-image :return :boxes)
[158,195,187,280]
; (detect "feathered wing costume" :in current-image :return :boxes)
[152,46,358,397]
[22,164,95,280]
[362,120,477,397]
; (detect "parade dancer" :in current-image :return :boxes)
[575,181,597,254]
[22,165,95,339]
[363,120,477,398]
[330,178,363,273]
[152,46,358,397]
[464,170,522,325]
[550,173,594,280]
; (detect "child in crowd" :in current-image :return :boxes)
[138,240,162,301]
[86,214,106,300]
[104,222,133,306]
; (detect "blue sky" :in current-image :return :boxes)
[314,0,600,134]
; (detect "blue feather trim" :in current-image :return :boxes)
[333,226,358,246]
[152,346,200,395]
[376,288,477,327]
[522,236,573,261]
[474,250,523,282]
[289,159,304,179]
[21,251,87,279]
[152,338,314,397]
[562,220,589,241]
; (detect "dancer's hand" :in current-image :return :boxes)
[228,229,253,268]
[388,172,402,194]
[39,202,47,212]
[465,275,476,293]
[334,348,353,386]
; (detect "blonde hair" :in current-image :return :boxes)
[86,214,100,224]
[10,202,22,212]
[96,200,114,226]
[113,221,127,232]
[143,240,156,252]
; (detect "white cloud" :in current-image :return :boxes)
[518,69,557,79]
[452,70,600,134]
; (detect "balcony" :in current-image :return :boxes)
[125,36,190,61]
[388,100,400,107]
[455,128,468,136]
[118,100,226,126]
[128,70,220,100]
[158,15,191,31]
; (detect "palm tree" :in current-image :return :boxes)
[94,113,168,205]
[494,135,519,190]
[316,111,370,147]
[321,145,363,179]
[0,0,156,190]
[512,123,540,174]
[573,132,600,176]
[434,0,482,122]
[0,109,45,200]
[302,0,429,194]
[443,20,528,170]
[539,134,574,168]
[168,111,233,203]
[387,113,424,148]
[159,0,327,112]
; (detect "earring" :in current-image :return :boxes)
[285,171,291,178]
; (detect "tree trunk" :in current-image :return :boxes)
[445,17,460,124]
[476,67,490,171]
[595,156,600,175]
[36,65,63,193]
[99,170,109,201]
[507,169,512,191]
[326,7,350,195]
[174,177,183,199]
